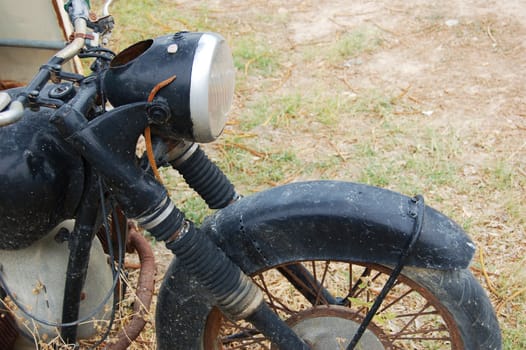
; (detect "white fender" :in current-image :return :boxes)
[0,220,113,348]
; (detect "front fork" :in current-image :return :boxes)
[149,141,310,349]
[153,141,426,350]
[52,94,309,349]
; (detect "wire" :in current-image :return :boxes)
[78,52,114,60]
[84,47,116,55]
[144,126,163,184]
[87,177,123,349]
[144,74,177,184]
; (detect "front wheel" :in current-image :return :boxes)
[199,260,500,349]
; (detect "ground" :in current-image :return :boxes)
[126,0,525,348]
[66,0,526,348]
[1,0,523,348]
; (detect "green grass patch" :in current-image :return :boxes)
[240,93,304,130]
[213,138,303,193]
[108,1,232,52]
[232,34,280,77]
[328,27,383,63]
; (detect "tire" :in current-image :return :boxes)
[156,182,501,349]
[157,257,501,349]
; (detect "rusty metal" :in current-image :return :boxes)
[0,81,24,90]
[108,223,156,350]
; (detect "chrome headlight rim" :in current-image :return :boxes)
[189,32,235,143]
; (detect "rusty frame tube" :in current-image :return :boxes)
[108,225,156,349]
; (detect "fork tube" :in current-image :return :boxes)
[60,172,101,345]
[164,222,310,349]
[278,264,339,305]
[168,142,238,209]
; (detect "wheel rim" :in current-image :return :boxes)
[203,261,463,349]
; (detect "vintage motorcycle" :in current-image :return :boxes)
[0,0,502,349]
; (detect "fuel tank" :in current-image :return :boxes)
[0,97,84,249]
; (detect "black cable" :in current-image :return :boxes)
[86,47,115,54]
[87,178,123,349]
[347,195,425,349]
[78,53,114,61]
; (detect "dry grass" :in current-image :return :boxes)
[110,0,524,348]
[22,0,526,349]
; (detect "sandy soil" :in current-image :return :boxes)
[149,0,525,347]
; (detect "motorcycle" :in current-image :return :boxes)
[0,0,502,349]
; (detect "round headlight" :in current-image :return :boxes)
[190,33,235,142]
[102,32,235,143]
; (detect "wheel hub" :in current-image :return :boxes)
[284,306,387,350]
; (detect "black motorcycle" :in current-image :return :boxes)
[0,1,501,349]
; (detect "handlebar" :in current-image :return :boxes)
[56,18,88,62]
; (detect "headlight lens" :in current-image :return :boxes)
[190,33,235,142]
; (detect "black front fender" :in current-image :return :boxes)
[156,181,476,349]
[203,181,475,271]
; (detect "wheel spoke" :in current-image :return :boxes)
[379,285,414,313]
[387,301,451,344]
[393,325,449,338]
[314,261,331,306]
[205,260,462,349]
[253,274,296,317]
[255,273,281,315]
[347,267,371,300]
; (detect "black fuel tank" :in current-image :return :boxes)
[0,103,84,249]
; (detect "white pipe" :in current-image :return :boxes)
[103,0,114,17]
[55,18,87,62]
[0,39,66,50]
[0,92,12,111]
[0,100,24,127]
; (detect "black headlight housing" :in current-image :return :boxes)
[103,32,235,142]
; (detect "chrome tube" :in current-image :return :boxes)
[55,18,87,62]
[0,39,66,50]
[103,0,114,17]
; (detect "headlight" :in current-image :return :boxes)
[103,32,235,143]
[190,33,235,142]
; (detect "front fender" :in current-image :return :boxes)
[203,180,475,271]
[156,181,476,349]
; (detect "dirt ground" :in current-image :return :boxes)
[236,0,526,156]
[1,0,524,349]
[142,0,525,348]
